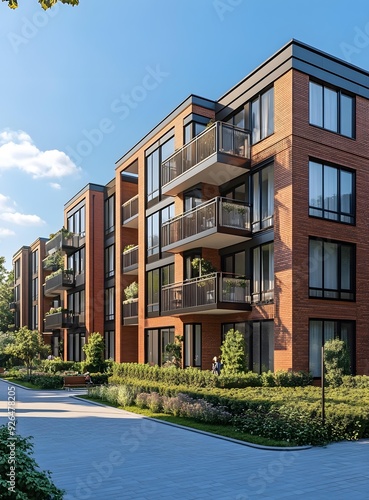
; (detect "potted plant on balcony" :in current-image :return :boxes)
[123,281,138,303]
[123,244,136,254]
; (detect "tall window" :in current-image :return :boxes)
[105,287,114,321]
[67,290,85,324]
[223,251,246,276]
[147,212,160,262]
[253,243,274,303]
[222,321,274,374]
[68,248,85,276]
[309,320,355,376]
[104,331,115,360]
[252,164,274,232]
[184,324,201,368]
[32,277,38,301]
[309,160,355,224]
[14,259,20,281]
[67,205,86,236]
[146,264,174,316]
[105,245,115,278]
[32,304,38,330]
[146,137,174,207]
[309,81,354,137]
[31,250,38,275]
[309,239,355,300]
[67,332,86,362]
[145,327,175,366]
[251,87,274,143]
[184,121,206,144]
[105,195,115,234]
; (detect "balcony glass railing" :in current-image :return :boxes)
[44,311,73,330]
[122,195,139,224]
[162,197,250,248]
[45,229,79,255]
[44,270,74,295]
[123,298,138,319]
[162,272,251,312]
[161,122,250,186]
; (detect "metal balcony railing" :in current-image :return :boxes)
[162,272,251,313]
[44,270,74,296]
[122,245,139,271]
[44,311,73,330]
[45,230,79,255]
[122,195,139,224]
[162,197,251,248]
[161,122,250,186]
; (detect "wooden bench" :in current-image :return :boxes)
[63,375,88,390]
[0,368,5,374]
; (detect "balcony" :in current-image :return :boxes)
[44,270,74,297]
[162,272,251,316]
[9,302,16,312]
[44,311,73,331]
[162,197,251,253]
[122,195,139,228]
[161,122,250,196]
[122,245,139,274]
[45,230,79,256]
[123,298,138,325]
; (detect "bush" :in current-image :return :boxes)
[29,374,63,389]
[0,424,64,499]
[324,338,350,387]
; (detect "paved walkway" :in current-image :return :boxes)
[0,380,369,500]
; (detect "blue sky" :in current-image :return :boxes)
[1,0,368,269]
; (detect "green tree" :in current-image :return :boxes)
[0,425,64,499]
[0,330,16,367]
[0,257,14,334]
[4,327,50,377]
[220,328,247,375]
[82,332,106,373]
[164,335,183,368]
[323,338,351,387]
[3,0,78,9]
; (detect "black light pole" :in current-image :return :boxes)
[321,345,325,424]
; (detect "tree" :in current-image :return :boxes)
[220,328,247,375]
[0,257,14,334]
[82,332,106,373]
[4,327,50,377]
[323,338,351,387]
[3,0,78,9]
[164,335,183,368]
[0,330,16,367]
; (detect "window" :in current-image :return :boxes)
[68,248,85,276]
[146,264,174,316]
[67,205,86,236]
[251,87,274,143]
[31,250,38,274]
[223,250,246,276]
[184,324,201,368]
[67,290,85,324]
[32,277,38,301]
[105,245,115,278]
[309,320,355,376]
[309,239,355,300]
[223,181,248,203]
[146,137,174,206]
[67,332,86,362]
[184,122,206,144]
[145,327,175,366]
[253,243,274,303]
[32,304,38,330]
[309,160,355,224]
[146,204,174,263]
[14,259,20,281]
[105,287,114,321]
[309,81,354,138]
[104,196,115,234]
[222,320,274,374]
[252,164,274,231]
[104,331,115,360]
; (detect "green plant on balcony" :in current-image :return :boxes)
[45,307,69,316]
[43,250,64,270]
[191,258,216,277]
[45,268,62,282]
[123,244,136,253]
[49,226,74,240]
[123,281,138,303]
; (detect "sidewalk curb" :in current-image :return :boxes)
[72,395,312,452]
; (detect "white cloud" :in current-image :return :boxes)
[50,182,62,190]
[0,192,45,226]
[0,228,15,237]
[0,212,45,226]
[0,129,81,179]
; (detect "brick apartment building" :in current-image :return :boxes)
[11,39,369,377]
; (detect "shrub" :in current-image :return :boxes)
[220,329,247,375]
[116,385,137,407]
[0,425,64,499]
[29,374,63,389]
[324,338,351,387]
[146,392,162,413]
[136,392,150,409]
